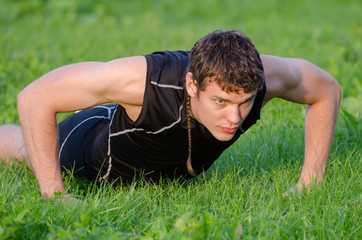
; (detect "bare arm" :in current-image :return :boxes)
[261,55,341,191]
[17,56,147,198]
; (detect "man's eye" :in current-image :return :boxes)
[216,99,224,104]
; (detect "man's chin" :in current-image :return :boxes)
[213,132,235,141]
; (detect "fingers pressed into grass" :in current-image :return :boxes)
[51,191,85,205]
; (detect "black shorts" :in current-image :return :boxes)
[58,104,116,179]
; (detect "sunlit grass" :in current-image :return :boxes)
[0,0,361,239]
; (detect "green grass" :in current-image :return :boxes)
[1,0,361,239]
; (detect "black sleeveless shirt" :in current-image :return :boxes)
[93,51,266,182]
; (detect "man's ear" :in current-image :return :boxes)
[186,72,198,97]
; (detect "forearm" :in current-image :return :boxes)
[17,91,65,198]
[299,82,341,187]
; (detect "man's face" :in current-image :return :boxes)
[188,77,257,141]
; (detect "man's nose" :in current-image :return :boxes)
[226,106,241,124]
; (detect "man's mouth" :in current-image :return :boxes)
[221,127,237,134]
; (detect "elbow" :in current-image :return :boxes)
[322,73,341,105]
[17,87,42,117]
[17,87,57,119]
[332,78,341,105]
[17,89,28,112]
[324,78,341,115]
[17,88,32,118]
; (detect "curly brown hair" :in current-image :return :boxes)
[187,29,264,93]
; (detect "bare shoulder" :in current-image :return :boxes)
[93,56,147,106]
[260,55,338,106]
[18,55,147,114]
[260,55,301,104]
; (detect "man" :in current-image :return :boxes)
[0,30,341,199]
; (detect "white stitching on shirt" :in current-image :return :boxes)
[100,105,119,181]
[151,81,184,90]
[110,105,183,137]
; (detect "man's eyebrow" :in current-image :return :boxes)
[213,96,230,101]
[213,93,256,103]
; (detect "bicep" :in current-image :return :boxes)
[262,55,338,106]
[19,56,147,113]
